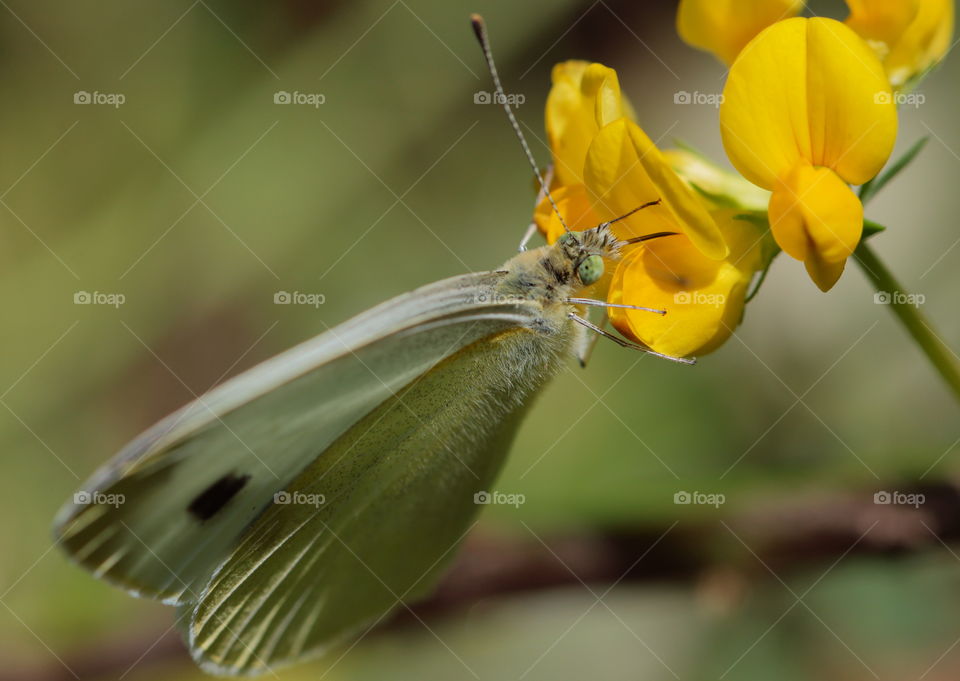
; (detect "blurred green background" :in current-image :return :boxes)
[1,1,958,679]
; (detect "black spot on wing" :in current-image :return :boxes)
[188,473,251,521]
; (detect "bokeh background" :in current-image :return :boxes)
[1,1,958,679]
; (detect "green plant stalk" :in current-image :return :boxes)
[855,241,960,402]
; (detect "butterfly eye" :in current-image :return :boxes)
[577,255,604,286]
[557,232,577,246]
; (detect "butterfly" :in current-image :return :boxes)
[53,15,690,676]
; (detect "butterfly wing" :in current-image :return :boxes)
[53,271,562,607]
[55,269,573,674]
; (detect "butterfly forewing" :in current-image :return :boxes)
[53,272,545,605]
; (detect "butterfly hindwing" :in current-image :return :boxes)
[183,324,563,674]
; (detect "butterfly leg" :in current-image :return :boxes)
[567,300,665,367]
[518,222,538,252]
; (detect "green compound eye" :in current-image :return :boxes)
[577,255,604,286]
[557,232,577,246]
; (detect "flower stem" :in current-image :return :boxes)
[855,241,960,402]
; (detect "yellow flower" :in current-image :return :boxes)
[677,0,805,65]
[536,61,769,357]
[537,61,727,260]
[847,0,954,88]
[678,0,953,88]
[535,61,627,243]
[720,17,897,291]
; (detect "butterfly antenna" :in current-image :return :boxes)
[621,231,680,246]
[471,14,570,233]
[607,200,662,226]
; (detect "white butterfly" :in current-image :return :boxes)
[53,16,689,676]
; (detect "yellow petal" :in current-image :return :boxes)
[533,183,601,244]
[720,18,812,188]
[608,211,762,357]
[584,118,728,259]
[845,0,919,47]
[721,17,898,189]
[768,163,863,291]
[545,61,630,187]
[677,0,804,65]
[805,18,899,185]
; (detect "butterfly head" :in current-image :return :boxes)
[555,224,622,287]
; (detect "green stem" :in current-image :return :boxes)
[854,241,960,402]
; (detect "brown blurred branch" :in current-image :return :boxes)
[413,481,960,618]
[13,482,960,681]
